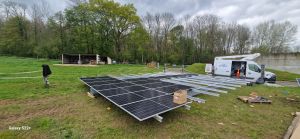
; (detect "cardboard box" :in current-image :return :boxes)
[173,90,187,104]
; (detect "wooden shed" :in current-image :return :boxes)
[61,54,112,65]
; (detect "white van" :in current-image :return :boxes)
[213,53,276,83]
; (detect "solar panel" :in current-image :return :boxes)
[133,89,167,98]
[122,85,148,92]
[105,80,124,84]
[150,95,180,108]
[131,80,160,85]
[114,82,135,87]
[88,81,110,86]
[80,75,191,121]
[98,88,129,97]
[93,84,118,91]
[121,100,169,120]
[156,85,191,94]
[143,82,175,88]
[109,93,145,105]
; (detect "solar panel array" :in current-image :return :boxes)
[80,76,191,121]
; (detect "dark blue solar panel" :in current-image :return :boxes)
[104,80,123,84]
[133,89,167,98]
[93,84,118,91]
[99,88,129,97]
[143,82,175,88]
[81,76,190,121]
[88,81,110,86]
[121,100,169,120]
[150,95,180,108]
[125,78,151,82]
[131,80,154,85]
[122,85,148,92]
[114,82,135,87]
[156,85,191,94]
[109,93,145,105]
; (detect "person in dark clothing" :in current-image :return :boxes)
[42,64,52,87]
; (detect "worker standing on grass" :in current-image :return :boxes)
[42,64,52,87]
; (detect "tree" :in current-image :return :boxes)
[234,25,250,54]
[0,0,298,62]
[0,16,30,56]
[251,20,297,54]
[125,25,150,63]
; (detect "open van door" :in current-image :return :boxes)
[246,61,262,81]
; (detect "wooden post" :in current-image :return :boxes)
[61,54,64,64]
[78,54,81,64]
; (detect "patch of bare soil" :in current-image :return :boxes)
[0,94,83,130]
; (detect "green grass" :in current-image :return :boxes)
[0,56,159,99]
[267,69,300,81]
[0,57,300,139]
[185,63,206,74]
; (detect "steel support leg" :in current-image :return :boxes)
[184,105,191,110]
[154,115,163,122]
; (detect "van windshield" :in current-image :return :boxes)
[248,64,261,73]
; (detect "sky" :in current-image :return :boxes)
[115,0,300,49]
[2,0,300,49]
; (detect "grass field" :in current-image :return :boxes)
[0,57,300,139]
[185,63,206,74]
[267,69,300,81]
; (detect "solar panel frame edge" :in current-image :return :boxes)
[108,93,146,105]
[137,99,189,121]
[80,78,145,121]
[80,76,190,121]
[80,77,174,121]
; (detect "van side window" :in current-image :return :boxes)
[248,64,261,73]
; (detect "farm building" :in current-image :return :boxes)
[61,54,112,65]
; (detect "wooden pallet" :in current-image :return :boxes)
[238,96,272,104]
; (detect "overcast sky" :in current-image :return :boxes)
[2,0,300,48]
[116,0,300,48]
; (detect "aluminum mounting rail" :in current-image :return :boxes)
[177,78,238,89]
[170,78,235,90]
[197,75,253,83]
[187,96,206,103]
[190,76,249,85]
[183,77,241,87]
[201,76,251,83]
[189,89,220,97]
[161,79,227,93]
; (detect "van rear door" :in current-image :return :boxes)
[214,60,232,76]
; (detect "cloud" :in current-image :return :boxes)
[116,0,300,48]
[2,0,299,48]
[0,0,68,15]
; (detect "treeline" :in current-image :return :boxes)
[0,0,298,64]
